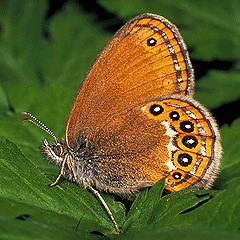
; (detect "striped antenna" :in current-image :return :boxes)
[21,112,58,142]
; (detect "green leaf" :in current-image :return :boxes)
[220,118,240,169]
[0,0,47,85]
[44,4,111,90]
[0,140,125,234]
[0,197,108,240]
[122,182,240,238]
[195,69,240,109]
[117,226,240,240]
[123,178,165,231]
[0,217,107,240]
[123,183,240,237]
[215,119,240,189]
[1,0,240,238]
[168,177,240,232]
[0,84,8,111]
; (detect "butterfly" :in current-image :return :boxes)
[22,13,222,232]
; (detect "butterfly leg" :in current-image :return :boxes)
[49,155,120,232]
[48,155,68,187]
[86,183,120,233]
[66,154,78,181]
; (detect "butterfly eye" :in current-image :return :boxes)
[53,144,63,157]
[147,37,157,46]
[149,104,164,116]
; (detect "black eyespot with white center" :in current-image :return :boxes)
[149,104,164,116]
[172,172,182,180]
[178,153,192,167]
[169,111,180,121]
[147,38,157,46]
[180,121,194,133]
[182,135,198,149]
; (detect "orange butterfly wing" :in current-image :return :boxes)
[65,95,221,197]
[65,14,194,149]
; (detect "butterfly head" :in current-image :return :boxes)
[22,112,71,164]
[41,138,68,165]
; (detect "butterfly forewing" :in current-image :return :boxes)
[66,14,194,147]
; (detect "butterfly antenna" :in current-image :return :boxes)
[21,112,58,142]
